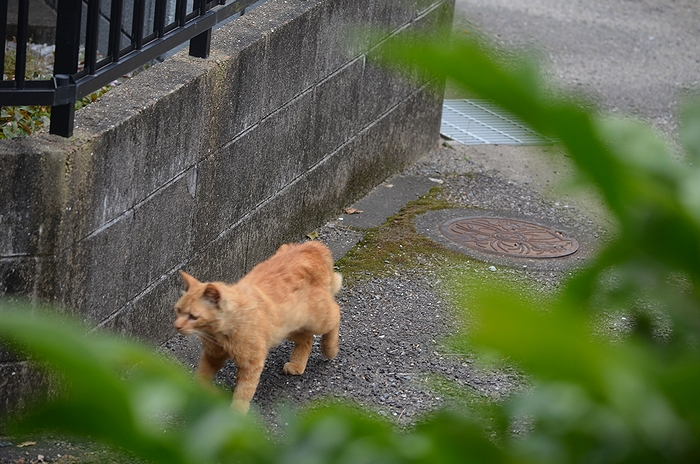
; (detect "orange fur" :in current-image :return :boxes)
[174,241,342,413]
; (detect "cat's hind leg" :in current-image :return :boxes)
[321,323,339,360]
[284,331,314,375]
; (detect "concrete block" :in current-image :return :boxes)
[0,143,68,301]
[312,0,373,80]
[359,1,452,127]
[368,0,449,35]
[244,182,311,272]
[129,171,196,287]
[134,89,205,193]
[311,58,364,163]
[393,81,446,158]
[80,130,142,231]
[359,34,420,127]
[193,91,315,249]
[0,342,20,363]
[0,147,65,259]
[0,361,55,418]
[71,211,135,323]
[301,144,358,227]
[204,32,268,150]
[0,154,37,256]
[368,0,415,35]
[187,219,250,284]
[260,4,321,116]
[80,91,204,233]
[103,271,182,345]
[0,257,38,295]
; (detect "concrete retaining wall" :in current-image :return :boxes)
[0,0,454,414]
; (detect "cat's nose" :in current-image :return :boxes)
[174,319,184,330]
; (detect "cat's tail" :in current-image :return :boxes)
[331,272,343,296]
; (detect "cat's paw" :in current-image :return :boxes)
[322,344,338,359]
[283,362,305,375]
[231,398,250,414]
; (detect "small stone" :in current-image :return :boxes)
[488,266,497,272]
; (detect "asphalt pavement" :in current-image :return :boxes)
[453,0,700,138]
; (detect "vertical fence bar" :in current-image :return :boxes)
[0,0,7,80]
[175,0,187,26]
[132,0,146,49]
[14,0,30,88]
[108,0,124,62]
[189,0,212,58]
[50,0,83,137]
[154,0,167,37]
[84,0,100,74]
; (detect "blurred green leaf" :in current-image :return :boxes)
[3,16,700,464]
[681,99,700,164]
[0,302,267,464]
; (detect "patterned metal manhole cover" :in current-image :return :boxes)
[439,217,579,259]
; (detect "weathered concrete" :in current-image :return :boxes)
[6,0,57,44]
[0,0,454,415]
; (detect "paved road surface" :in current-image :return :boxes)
[454,0,700,137]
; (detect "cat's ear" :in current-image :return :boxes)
[179,270,199,291]
[203,284,221,307]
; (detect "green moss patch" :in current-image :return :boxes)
[335,186,469,286]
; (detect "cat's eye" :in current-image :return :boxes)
[188,314,199,321]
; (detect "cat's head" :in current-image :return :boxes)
[174,270,223,336]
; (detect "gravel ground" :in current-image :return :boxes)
[0,141,624,460]
[5,0,691,460]
[159,140,609,433]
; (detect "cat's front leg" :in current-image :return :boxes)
[231,357,265,414]
[196,350,228,384]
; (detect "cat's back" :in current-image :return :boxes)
[246,241,334,292]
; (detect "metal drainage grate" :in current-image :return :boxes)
[440,216,579,259]
[441,99,551,145]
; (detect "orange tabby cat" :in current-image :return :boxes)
[174,241,342,413]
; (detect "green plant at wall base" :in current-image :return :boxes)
[1,43,115,139]
[0,86,115,139]
[1,105,51,138]
[2,28,700,464]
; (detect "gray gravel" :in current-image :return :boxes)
[162,0,699,431]
[163,140,605,428]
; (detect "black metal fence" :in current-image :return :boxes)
[1,0,260,137]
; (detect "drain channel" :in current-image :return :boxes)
[441,99,551,146]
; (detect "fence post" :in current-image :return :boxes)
[12,0,31,91]
[189,0,213,58]
[50,0,83,137]
[0,1,6,79]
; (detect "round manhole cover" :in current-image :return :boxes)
[439,217,579,259]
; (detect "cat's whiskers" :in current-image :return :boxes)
[193,329,220,346]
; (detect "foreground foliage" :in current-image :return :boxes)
[2,27,700,463]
